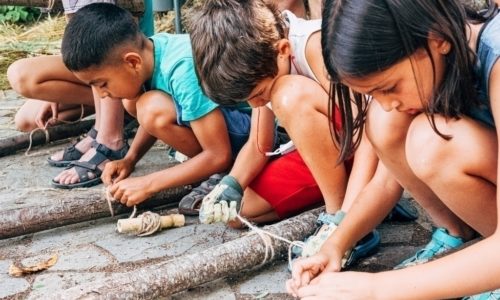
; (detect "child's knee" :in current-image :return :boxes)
[406,114,448,180]
[14,112,36,132]
[136,92,175,130]
[7,59,33,97]
[366,104,409,151]
[122,99,137,117]
[272,89,307,127]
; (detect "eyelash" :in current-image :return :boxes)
[381,86,396,95]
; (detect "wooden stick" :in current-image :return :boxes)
[0,165,190,239]
[0,119,138,158]
[116,214,185,234]
[0,119,94,157]
[53,208,322,299]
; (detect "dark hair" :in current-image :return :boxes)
[188,0,285,105]
[321,0,495,161]
[61,3,143,71]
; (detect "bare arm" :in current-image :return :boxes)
[229,106,275,188]
[295,51,500,300]
[326,159,403,264]
[147,108,234,192]
[123,125,157,165]
[369,47,500,300]
[341,130,380,211]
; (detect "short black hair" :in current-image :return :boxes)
[61,3,142,71]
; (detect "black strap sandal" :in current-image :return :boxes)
[47,127,98,167]
[51,140,129,189]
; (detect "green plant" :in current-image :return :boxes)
[0,6,40,23]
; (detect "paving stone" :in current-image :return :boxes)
[29,218,116,254]
[0,260,30,299]
[0,235,31,260]
[26,272,106,300]
[378,222,424,244]
[236,262,290,295]
[21,245,111,271]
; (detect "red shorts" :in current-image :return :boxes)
[249,150,352,219]
[248,106,351,219]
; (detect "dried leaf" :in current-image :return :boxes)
[8,254,58,277]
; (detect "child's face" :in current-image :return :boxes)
[246,54,291,108]
[247,77,275,108]
[74,62,144,100]
[343,48,447,115]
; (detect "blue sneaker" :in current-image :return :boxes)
[292,211,344,258]
[463,289,500,300]
[395,227,464,269]
[385,198,419,222]
[343,230,381,268]
[291,211,380,269]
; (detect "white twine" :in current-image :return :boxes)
[236,215,305,270]
[105,186,137,218]
[133,211,162,236]
[25,104,85,156]
[105,187,163,236]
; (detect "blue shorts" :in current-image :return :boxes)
[176,107,251,159]
[220,107,251,158]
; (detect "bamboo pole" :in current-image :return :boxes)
[53,208,321,299]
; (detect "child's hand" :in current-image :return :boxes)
[35,102,58,129]
[107,175,155,207]
[287,252,330,297]
[101,158,134,186]
[199,175,243,224]
[295,271,376,300]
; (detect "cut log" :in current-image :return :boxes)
[0,167,190,239]
[53,208,321,299]
[0,120,94,157]
[0,0,145,12]
[0,119,138,158]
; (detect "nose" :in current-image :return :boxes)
[379,99,400,112]
[95,87,110,99]
[248,97,267,108]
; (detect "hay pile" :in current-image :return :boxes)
[0,0,205,90]
[0,14,65,90]
[0,0,486,91]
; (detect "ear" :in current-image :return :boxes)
[123,52,143,71]
[275,39,291,56]
[428,33,451,55]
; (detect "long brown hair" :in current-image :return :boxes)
[321,0,497,161]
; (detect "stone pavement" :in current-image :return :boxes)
[0,90,433,299]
